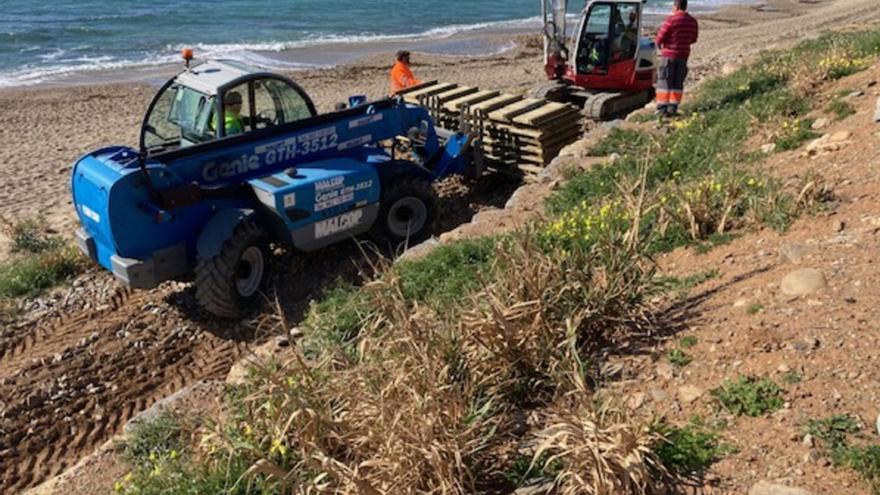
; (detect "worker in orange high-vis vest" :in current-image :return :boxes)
[390,50,422,94]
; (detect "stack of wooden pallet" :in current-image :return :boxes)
[398,81,582,173]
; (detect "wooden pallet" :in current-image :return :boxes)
[402,81,583,173]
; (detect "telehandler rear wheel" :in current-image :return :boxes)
[195,221,269,318]
[371,176,437,248]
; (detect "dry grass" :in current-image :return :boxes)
[191,194,664,494]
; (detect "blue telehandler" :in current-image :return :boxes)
[71,56,481,317]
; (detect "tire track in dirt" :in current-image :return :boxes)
[0,285,249,493]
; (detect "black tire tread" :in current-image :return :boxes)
[195,221,267,318]
[370,176,437,247]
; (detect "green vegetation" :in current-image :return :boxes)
[117,413,259,495]
[694,233,739,255]
[827,98,857,120]
[711,375,785,417]
[657,270,719,295]
[116,28,880,494]
[654,418,736,476]
[774,118,818,151]
[502,453,563,487]
[747,303,764,315]
[781,370,802,385]
[807,415,880,494]
[807,414,861,450]
[0,217,86,299]
[838,446,880,494]
[679,336,699,349]
[667,349,693,368]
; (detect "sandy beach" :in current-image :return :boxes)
[0,0,878,261]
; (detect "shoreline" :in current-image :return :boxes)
[0,1,746,90]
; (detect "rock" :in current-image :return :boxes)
[226,340,286,386]
[628,392,647,409]
[649,387,670,402]
[777,364,791,373]
[274,335,290,348]
[802,434,815,447]
[810,118,830,131]
[25,393,46,408]
[876,414,880,436]
[656,362,675,380]
[830,130,852,142]
[807,133,850,154]
[514,482,555,495]
[609,152,622,163]
[601,119,624,130]
[792,337,820,352]
[557,138,593,159]
[721,62,738,76]
[845,90,865,99]
[781,269,828,296]
[399,236,441,262]
[760,143,777,154]
[874,97,880,123]
[289,327,303,339]
[748,481,813,495]
[804,449,823,463]
[779,244,811,264]
[678,385,703,404]
[733,299,749,308]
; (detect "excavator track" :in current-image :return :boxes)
[581,89,654,121]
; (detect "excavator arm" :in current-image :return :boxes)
[541,0,571,79]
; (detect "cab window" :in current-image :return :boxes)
[613,4,640,62]
[143,84,216,153]
[253,79,314,128]
[577,3,612,74]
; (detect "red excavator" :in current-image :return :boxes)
[534,0,657,119]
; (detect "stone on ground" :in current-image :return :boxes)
[874,97,880,123]
[781,268,828,296]
[748,481,813,495]
[678,385,703,404]
[810,118,829,130]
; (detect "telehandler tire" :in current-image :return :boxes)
[370,176,437,248]
[195,221,269,318]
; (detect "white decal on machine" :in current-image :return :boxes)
[203,126,339,182]
[314,176,345,191]
[314,209,364,239]
[283,193,296,208]
[314,179,373,212]
[349,114,383,129]
[337,135,372,151]
[82,205,101,223]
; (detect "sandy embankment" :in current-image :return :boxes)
[0,0,878,263]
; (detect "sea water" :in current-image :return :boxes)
[0,0,747,87]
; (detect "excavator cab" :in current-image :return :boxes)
[573,1,644,88]
[537,0,656,119]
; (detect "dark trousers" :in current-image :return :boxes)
[656,57,689,114]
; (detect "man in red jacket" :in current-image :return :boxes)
[655,0,699,117]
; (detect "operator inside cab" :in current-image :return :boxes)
[390,50,422,94]
[223,90,245,136]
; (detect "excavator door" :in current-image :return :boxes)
[571,1,644,91]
